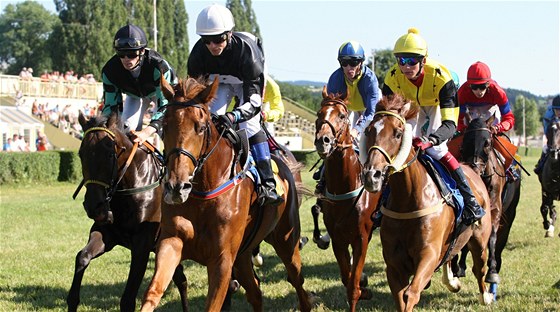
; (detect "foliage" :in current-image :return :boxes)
[512,95,541,137]
[0,1,60,75]
[0,151,81,184]
[277,81,322,112]
[368,48,396,87]
[226,0,261,39]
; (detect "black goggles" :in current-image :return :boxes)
[116,50,140,59]
[339,59,362,67]
[470,83,488,91]
[114,38,144,50]
[201,33,228,45]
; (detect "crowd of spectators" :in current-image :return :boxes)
[18,67,98,98]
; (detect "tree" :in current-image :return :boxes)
[368,48,395,88]
[0,1,60,74]
[512,95,540,137]
[226,0,261,39]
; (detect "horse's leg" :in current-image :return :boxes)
[331,238,352,288]
[550,204,557,237]
[541,192,554,237]
[385,264,409,312]
[451,246,469,277]
[67,229,113,312]
[403,256,439,312]
[468,238,493,305]
[120,223,159,312]
[171,263,188,312]
[484,225,499,285]
[205,255,236,312]
[229,254,263,311]
[269,233,312,312]
[347,234,373,312]
[311,201,330,249]
[140,236,184,312]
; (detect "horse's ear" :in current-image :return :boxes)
[107,111,118,128]
[78,111,88,128]
[161,74,175,101]
[487,112,496,128]
[202,76,220,104]
[465,106,472,124]
[401,100,412,116]
[322,86,328,99]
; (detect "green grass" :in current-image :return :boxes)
[0,155,559,311]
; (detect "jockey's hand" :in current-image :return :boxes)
[412,136,434,151]
[130,126,156,144]
[218,112,235,129]
[350,128,359,140]
[490,125,500,135]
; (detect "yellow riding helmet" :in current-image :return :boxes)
[393,27,428,57]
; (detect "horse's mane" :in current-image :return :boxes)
[467,117,487,131]
[81,112,127,140]
[174,76,213,103]
[375,94,419,121]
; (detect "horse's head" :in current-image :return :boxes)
[314,87,351,158]
[77,112,128,224]
[546,118,560,160]
[462,115,494,174]
[160,75,219,204]
[361,94,418,193]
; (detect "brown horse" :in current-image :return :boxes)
[140,76,311,311]
[456,115,521,299]
[538,117,560,237]
[314,89,381,311]
[360,95,493,311]
[68,113,187,312]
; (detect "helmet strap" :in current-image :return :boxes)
[413,57,425,79]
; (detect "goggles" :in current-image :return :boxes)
[114,38,144,50]
[396,56,422,66]
[339,59,361,67]
[117,50,140,59]
[470,83,488,91]
[201,33,229,45]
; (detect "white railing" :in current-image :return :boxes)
[0,74,103,101]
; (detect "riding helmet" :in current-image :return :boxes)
[113,24,147,51]
[393,27,427,57]
[467,61,492,85]
[338,41,365,61]
[196,4,235,35]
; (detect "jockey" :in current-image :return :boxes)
[262,74,284,137]
[101,24,177,143]
[188,4,283,206]
[457,61,515,135]
[382,27,485,226]
[327,41,381,141]
[534,95,560,174]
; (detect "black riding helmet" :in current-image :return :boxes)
[113,24,147,51]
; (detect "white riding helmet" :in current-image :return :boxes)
[196,4,235,36]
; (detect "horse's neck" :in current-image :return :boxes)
[325,148,361,190]
[195,132,237,188]
[388,152,435,212]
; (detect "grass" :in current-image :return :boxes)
[0,155,559,311]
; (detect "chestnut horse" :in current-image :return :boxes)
[457,115,521,298]
[538,117,560,237]
[314,89,381,311]
[68,113,187,312]
[360,95,493,311]
[140,77,311,311]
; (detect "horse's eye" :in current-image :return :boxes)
[339,113,346,120]
[199,124,207,134]
[395,130,403,140]
[484,138,491,147]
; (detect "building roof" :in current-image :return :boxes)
[0,106,43,127]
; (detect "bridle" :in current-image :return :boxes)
[162,100,221,178]
[316,98,353,157]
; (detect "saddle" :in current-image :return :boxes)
[418,154,463,218]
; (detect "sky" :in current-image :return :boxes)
[2,0,559,97]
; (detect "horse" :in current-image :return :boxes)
[68,112,187,312]
[313,89,381,311]
[454,115,522,298]
[538,117,560,237]
[140,76,312,312]
[360,95,494,311]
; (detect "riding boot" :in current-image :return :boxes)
[313,162,325,195]
[451,167,486,225]
[440,152,485,226]
[251,141,284,206]
[534,151,547,174]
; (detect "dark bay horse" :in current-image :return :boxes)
[457,115,521,298]
[538,117,560,238]
[360,95,493,311]
[140,77,312,311]
[314,89,381,311]
[68,113,187,312]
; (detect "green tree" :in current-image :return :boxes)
[226,0,261,39]
[512,95,540,137]
[0,1,60,74]
[368,48,395,88]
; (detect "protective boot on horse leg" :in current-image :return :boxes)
[250,133,284,206]
[440,152,486,225]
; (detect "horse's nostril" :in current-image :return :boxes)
[182,183,192,191]
[322,137,331,144]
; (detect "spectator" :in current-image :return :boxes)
[3,138,12,151]
[36,130,49,151]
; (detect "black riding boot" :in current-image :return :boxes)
[313,162,325,195]
[534,151,547,174]
[451,167,486,225]
[251,140,284,206]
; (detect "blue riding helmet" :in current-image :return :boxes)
[338,41,365,61]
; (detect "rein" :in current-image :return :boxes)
[317,99,354,154]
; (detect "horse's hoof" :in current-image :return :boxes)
[359,287,373,300]
[545,225,554,238]
[359,273,368,288]
[252,253,263,267]
[229,279,240,293]
[481,292,494,305]
[299,236,309,250]
[313,235,330,250]
[485,273,500,284]
[455,268,466,278]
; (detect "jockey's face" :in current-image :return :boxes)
[398,56,424,80]
[470,83,489,98]
[554,108,560,118]
[202,32,229,56]
[118,50,142,70]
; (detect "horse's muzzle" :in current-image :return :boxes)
[163,181,192,204]
[361,168,384,193]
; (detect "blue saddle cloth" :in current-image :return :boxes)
[419,154,465,222]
